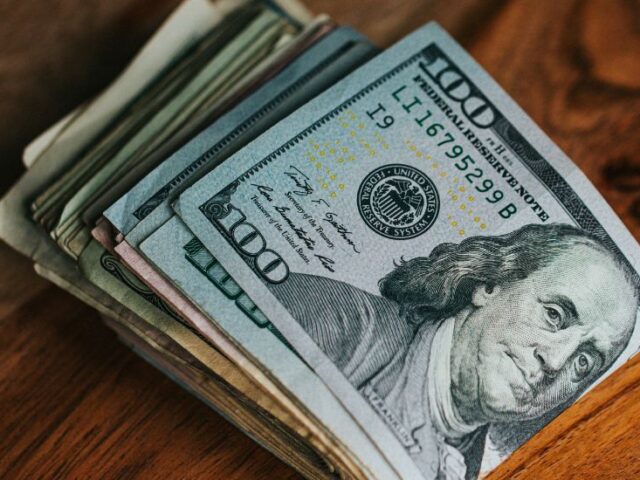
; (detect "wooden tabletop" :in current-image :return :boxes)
[1,0,639,478]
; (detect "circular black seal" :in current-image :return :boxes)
[357,164,439,240]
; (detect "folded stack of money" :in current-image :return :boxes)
[3,0,640,479]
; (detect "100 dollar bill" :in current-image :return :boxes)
[173,22,640,480]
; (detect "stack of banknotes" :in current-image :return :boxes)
[3,0,640,479]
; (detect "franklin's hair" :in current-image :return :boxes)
[379,223,639,325]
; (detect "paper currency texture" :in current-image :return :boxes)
[175,22,640,480]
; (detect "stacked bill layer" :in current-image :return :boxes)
[3,1,640,480]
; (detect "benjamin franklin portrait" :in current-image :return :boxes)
[269,223,639,480]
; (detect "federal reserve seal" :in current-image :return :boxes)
[357,164,439,239]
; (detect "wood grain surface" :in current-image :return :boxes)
[1,0,639,478]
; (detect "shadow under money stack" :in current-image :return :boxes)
[4,0,640,479]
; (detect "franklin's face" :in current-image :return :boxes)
[451,244,637,423]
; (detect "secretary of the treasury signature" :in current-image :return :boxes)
[270,223,639,480]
